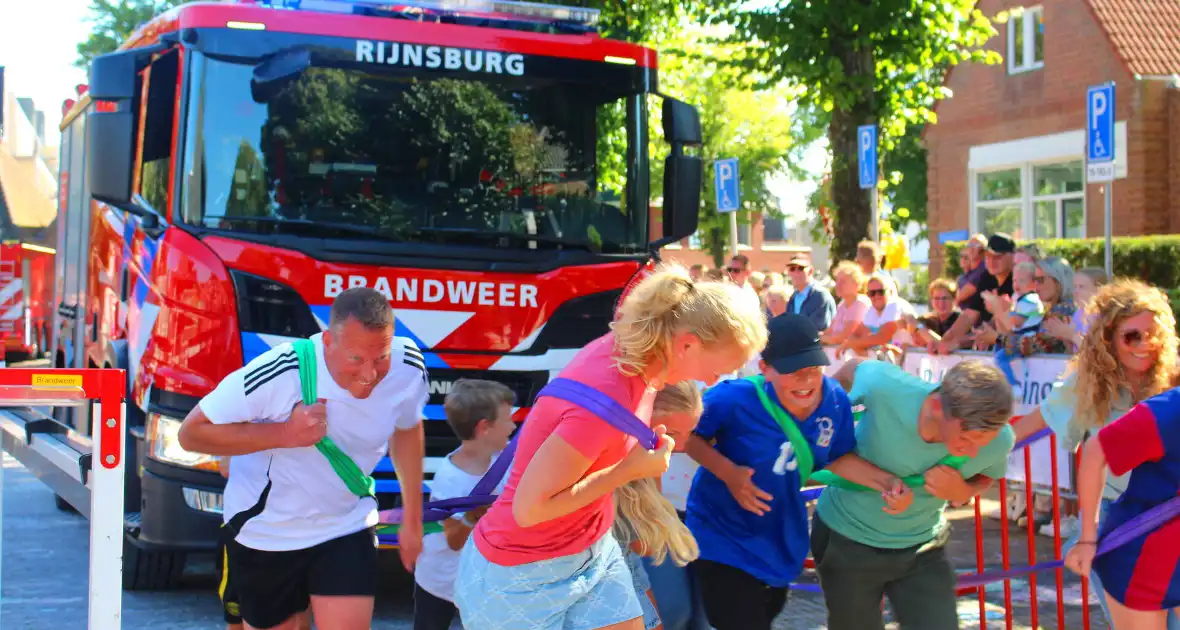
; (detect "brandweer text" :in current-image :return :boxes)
[324,274,538,308]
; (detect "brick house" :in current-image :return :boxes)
[925,0,1180,274]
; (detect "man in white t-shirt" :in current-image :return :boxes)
[178,287,428,630]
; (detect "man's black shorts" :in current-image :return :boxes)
[218,527,243,625]
[224,526,379,628]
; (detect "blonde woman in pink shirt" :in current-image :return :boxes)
[454,264,768,630]
[820,261,870,347]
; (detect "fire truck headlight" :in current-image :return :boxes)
[146,413,221,472]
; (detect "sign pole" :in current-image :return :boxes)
[858,124,878,244]
[713,158,741,259]
[728,212,739,258]
[1086,82,1116,278]
[1104,184,1113,278]
[870,186,879,243]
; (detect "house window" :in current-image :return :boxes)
[762,215,787,242]
[975,169,1022,237]
[973,160,1084,239]
[1032,162,1084,239]
[1008,6,1044,74]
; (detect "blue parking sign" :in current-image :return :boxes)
[1086,83,1115,182]
[858,125,877,190]
[715,158,739,213]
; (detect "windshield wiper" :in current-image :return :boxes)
[208,216,403,242]
[415,227,598,251]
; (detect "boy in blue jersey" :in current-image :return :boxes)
[683,314,913,630]
[814,358,1016,630]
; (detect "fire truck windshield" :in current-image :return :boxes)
[180,52,649,254]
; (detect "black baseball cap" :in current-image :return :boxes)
[762,313,830,375]
[987,233,1016,254]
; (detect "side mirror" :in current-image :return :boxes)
[87,110,136,207]
[88,41,168,101]
[658,96,702,246]
[86,44,170,220]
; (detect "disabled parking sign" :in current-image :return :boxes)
[714,158,739,213]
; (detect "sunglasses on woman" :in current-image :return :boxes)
[1120,329,1152,346]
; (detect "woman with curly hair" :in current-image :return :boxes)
[1012,278,1180,629]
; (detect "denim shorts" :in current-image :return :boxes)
[454,534,643,630]
[623,549,661,630]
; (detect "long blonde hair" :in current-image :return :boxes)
[1070,279,1178,432]
[611,263,767,380]
[612,381,701,567]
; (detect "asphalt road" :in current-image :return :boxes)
[0,453,424,630]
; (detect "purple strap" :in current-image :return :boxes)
[957,494,1180,588]
[539,378,660,450]
[794,425,1180,593]
[378,377,657,529]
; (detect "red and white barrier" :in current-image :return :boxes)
[0,368,127,629]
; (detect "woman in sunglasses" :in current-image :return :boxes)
[836,274,913,361]
[1012,278,1180,629]
[973,256,1077,355]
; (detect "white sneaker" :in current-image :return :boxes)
[1040,514,1080,539]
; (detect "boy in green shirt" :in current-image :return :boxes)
[813,358,1016,630]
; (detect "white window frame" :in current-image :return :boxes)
[971,161,1085,240]
[973,166,1023,237]
[1007,5,1044,74]
[967,124,1128,239]
[1029,163,1085,240]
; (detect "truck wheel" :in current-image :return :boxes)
[122,538,185,591]
[54,494,78,513]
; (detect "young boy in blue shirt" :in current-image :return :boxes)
[683,314,912,630]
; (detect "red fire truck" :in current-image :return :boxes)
[8,0,700,590]
[0,241,54,362]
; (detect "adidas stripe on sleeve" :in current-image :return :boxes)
[393,338,429,430]
[199,345,303,426]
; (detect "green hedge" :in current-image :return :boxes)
[944,235,1180,328]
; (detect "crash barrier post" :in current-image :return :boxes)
[0,368,126,629]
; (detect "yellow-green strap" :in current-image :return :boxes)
[292,339,377,499]
[743,375,969,492]
[809,454,970,492]
[746,375,815,485]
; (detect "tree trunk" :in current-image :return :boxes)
[828,38,877,264]
[709,227,725,268]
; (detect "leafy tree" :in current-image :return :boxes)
[710,0,1001,262]
[649,27,799,266]
[75,0,184,68]
[880,123,928,235]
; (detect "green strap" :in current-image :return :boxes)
[744,375,969,493]
[809,454,970,492]
[746,375,815,485]
[376,521,443,538]
[292,339,377,499]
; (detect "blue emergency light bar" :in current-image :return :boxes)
[257,0,600,30]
